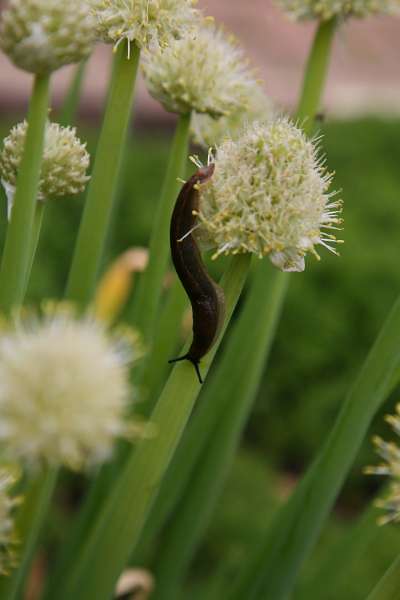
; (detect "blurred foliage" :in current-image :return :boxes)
[1,115,400,598]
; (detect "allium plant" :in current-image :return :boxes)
[0,1,400,600]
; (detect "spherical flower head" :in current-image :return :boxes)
[90,0,199,50]
[196,118,342,271]
[191,82,275,148]
[365,403,400,524]
[0,0,96,74]
[0,120,90,218]
[0,467,20,575]
[275,0,399,20]
[142,24,257,117]
[0,306,142,471]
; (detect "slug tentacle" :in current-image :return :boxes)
[169,164,225,384]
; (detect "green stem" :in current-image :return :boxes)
[0,468,57,600]
[295,18,337,133]
[65,42,140,307]
[228,294,400,600]
[132,112,191,343]
[152,264,288,599]
[140,276,188,412]
[0,73,50,313]
[58,60,88,127]
[367,556,400,600]
[54,254,251,600]
[24,203,45,296]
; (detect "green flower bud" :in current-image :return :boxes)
[0,0,96,74]
[0,121,90,218]
[142,24,257,117]
[90,0,199,51]
[197,118,342,271]
[275,0,399,20]
[0,306,142,471]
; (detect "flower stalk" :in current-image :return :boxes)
[296,17,337,134]
[132,112,191,343]
[367,555,400,600]
[53,254,251,600]
[0,73,50,313]
[66,42,140,307]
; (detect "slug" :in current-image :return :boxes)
[168,163,225,384]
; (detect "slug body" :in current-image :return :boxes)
[169,164,225,384]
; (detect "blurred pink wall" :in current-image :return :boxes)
[0,0,399,122]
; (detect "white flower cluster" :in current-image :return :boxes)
[365,404,400,524]
[90,0,199,51]
[197,118,342,271]
[0,467,20,575]
[142,25,257,117]
[0,121,90,217]
[0,307,141,471]
[191,82,275,148]
[275,0,399,20]
[0,0,95,74]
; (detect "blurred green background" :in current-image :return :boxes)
[1,116,400,598]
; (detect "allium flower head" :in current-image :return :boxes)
[365,403,400,524]
[0,467,20,574]
[0,121,90,218]
[142,24,257,117]
[90,0,199,51]
[196,118,342,271]
[275,0,399,20]
[0,0,95,74]
[0,306,141,471]
[191,82,275,148]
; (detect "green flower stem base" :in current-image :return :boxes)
[0,73,50,313]
[55,254,251,600]
[367,556,400,600]
[66,42,140,307]
[132,112,191,344]
[296,17,337,133]
[0,467,57,600]
[229,294,400,600]
[58,60,88,127]
[151,263,288,600]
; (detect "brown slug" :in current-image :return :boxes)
[168,164,225,384]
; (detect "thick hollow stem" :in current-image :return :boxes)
[367,555,400,600]
[53,254,251,600]
[295,18,337,135]
[0,73,50,313]
[132,112,191,343]
[58,60,88,127]
[65,43,140,307]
